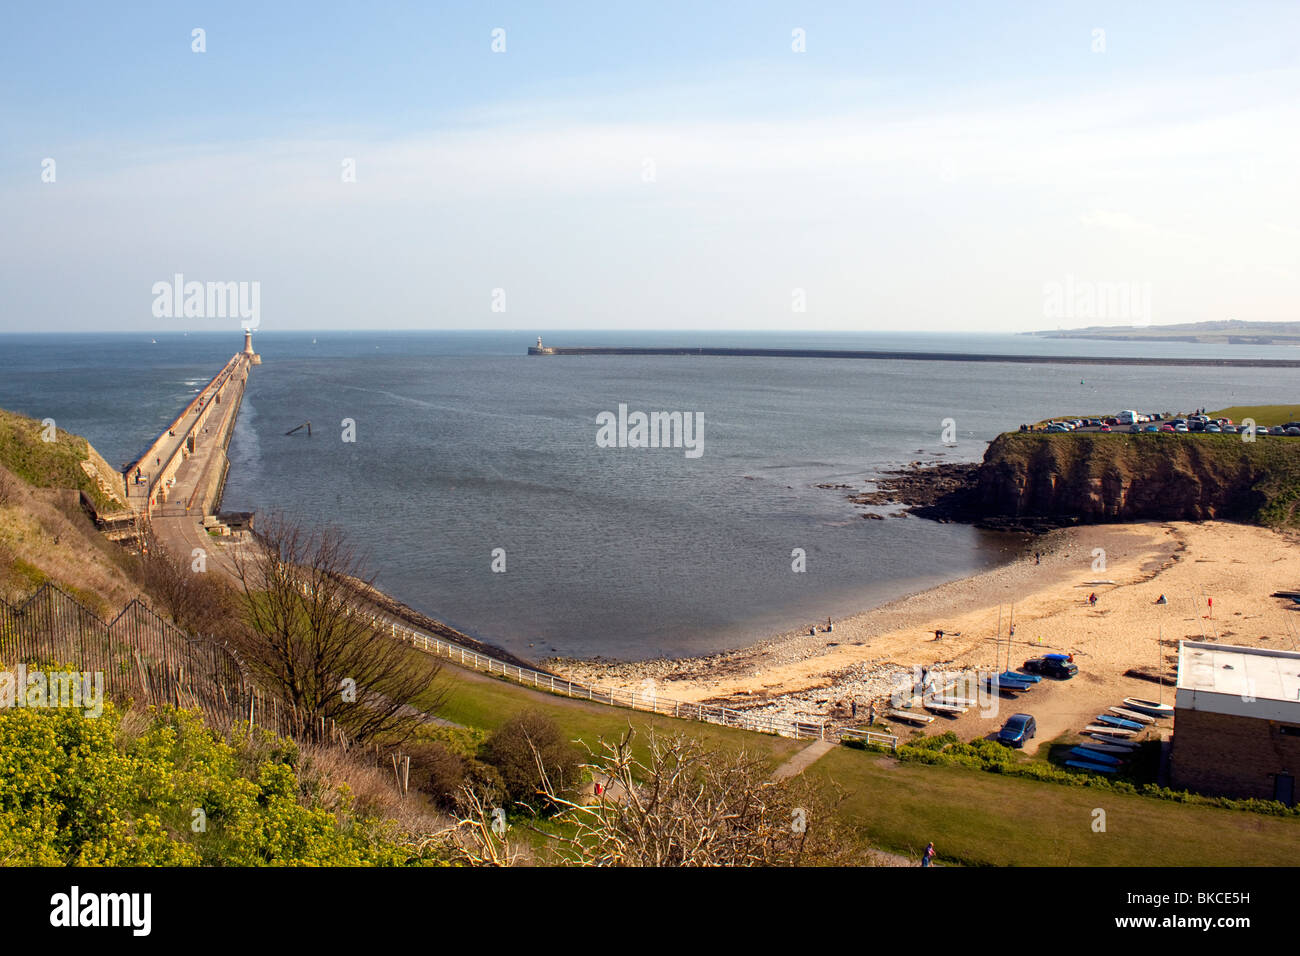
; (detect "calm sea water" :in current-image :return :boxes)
[3,330,1297,660]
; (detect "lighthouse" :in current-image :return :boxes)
[242,328,262,364]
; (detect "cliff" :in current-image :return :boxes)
[973,433,1300,528]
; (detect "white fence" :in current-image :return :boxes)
[374,615,828,741]
[838,726,899,751]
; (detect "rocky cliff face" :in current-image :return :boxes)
[973,433,1289,525]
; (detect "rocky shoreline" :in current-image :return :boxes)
[849,459,1077,533]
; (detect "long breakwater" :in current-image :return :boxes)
[527,345,1300,367]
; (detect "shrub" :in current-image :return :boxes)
[479,710,582,813]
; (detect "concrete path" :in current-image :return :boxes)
[769,739,836,781]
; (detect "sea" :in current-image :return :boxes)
[3,329,1297,661]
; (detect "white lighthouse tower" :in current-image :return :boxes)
[242,328,262,364]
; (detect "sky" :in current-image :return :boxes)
[1,1,1298,334]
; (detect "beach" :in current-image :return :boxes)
[548,520,1300,751]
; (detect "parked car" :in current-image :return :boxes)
[1046,423,1069,433]
[998,713,1037,748]
[1288,427,1300,436]
[1144,425,1160,432]
[1099,424,1111,432]
[1174,424,1188,433]
[1160,423,1175,432]
[1206,424,1221,433]
[1022,657,1078,679]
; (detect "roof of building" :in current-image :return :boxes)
[1176,641,1300,723]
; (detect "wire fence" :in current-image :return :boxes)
[0,583,347,745]
[1,582,830,745]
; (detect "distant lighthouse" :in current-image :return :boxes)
[242,328,262,364]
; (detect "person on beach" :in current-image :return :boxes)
[1088,592,1097,607]
[1035,552,1040,565]
[851,700,857,719]
[934,629,944,641]
[921,842,935,867]
[1156,594,1167,604]
[868,701,876,725]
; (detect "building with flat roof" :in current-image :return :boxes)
[1170,641,1300,805]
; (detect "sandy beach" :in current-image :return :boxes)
[548,520,1300,751]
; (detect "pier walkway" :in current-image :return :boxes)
[122,333,258,563]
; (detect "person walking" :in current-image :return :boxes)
[851,700,857,719]
[1088,592,1097,607]
[921,842,935,867]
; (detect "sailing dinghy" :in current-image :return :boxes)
[1108,706,1156,725]
[1094,713,1144,731]
[1084,723,1139,738]
[1122,697,1173,717]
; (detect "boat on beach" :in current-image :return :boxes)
[923,700,968,715]
[1069,746,1123,765]
[1095,713,1145,731]
[1122,697,1174,717]
[1080,739,1138,755]
[1066,758,1117,774]
[1108,706,1156,725]
[888,709,935,725]
[1084,724,1139,738]
[1086,734,1141,750]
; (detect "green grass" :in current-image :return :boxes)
[420,659,1300,865]
[1206,405,1300,427]
[421,663,804,772]
[0,408,120,512]
[811,746,1300,866]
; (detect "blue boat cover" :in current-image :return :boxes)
[1066,759,1117,774]
[1069,747,1121,765]
[1095,714,1143,730]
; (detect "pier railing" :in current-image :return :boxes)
[370,614,829,741]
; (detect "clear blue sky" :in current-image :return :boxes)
[2,1,1297,332]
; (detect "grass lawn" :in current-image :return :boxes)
[811,746,1300,866]
[419,660,1300,865]
[420,660,805,772]
[1206,405,1300,427]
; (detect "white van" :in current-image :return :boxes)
[1117,410,1138,425]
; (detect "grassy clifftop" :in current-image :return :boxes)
[0,407,124,513]
[979,431,1300,527]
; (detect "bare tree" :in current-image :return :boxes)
[133,521,240,639]
[534,726,866,867]
[230,512,446,744]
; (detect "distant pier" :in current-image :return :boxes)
[525,343,1300,368]
[124,332,259,521]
